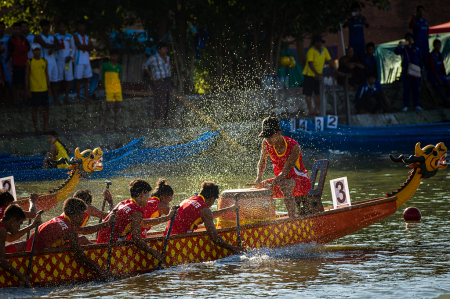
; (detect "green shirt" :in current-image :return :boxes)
[101,61,122,94]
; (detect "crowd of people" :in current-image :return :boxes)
[0,17,174,132]
[0,20,94,106]
[303,3,450,115]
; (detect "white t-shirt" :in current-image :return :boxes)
[71,33,90,65]
[26,33,35,59]
[40,33,56,65]
[54,33,72,64]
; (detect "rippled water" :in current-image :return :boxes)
[4,148,450,298]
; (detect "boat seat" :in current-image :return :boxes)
[295,159,329,215]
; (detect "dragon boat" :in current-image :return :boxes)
[0,138,145,172]
[0,142,446,288]
[0,131,219,181]
[13,147,104,213]
[280,119,450,152]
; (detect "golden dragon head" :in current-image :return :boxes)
[389,142,447,178]
[54,147,104,178]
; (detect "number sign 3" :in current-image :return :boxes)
[315,117,324,131]
[327,115,338,129]
[330,177,351,209]
[298,119,307,132]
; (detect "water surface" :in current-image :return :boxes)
[5,148,450,298]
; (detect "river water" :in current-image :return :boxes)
[4,147,450,298]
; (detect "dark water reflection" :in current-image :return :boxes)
[5,149,450,298]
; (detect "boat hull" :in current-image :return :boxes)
[0,196,397,288]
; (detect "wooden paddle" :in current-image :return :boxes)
[27,210,44,277]
[171,93,244,152]
[97,181,112,239]
[106,209,118,272]
[157,206,179,270]
[234,194,242,247]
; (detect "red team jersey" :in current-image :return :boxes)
[26,215,74,251]
[165,195,209,235]
[97,198,144,243]
[140,197,161,239]
[0,221,18,254]
[264,136,311,198]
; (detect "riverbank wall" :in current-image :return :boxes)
[1,82,449,155]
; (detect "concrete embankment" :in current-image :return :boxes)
[1,85,449,155]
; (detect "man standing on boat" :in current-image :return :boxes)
[254,117,311,217]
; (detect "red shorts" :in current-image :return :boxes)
[264,176,311,198]
[5,244,18,254]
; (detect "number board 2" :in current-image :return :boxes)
[298,119,307,132]
[290,118,296,132]
[327,115,338,129]
[330,177,351,209]
[315,117,324,131]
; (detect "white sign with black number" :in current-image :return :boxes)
[0,176,16,200]
[290,118,296,132]
[315,117,324,131]
[298,119,307,132]
[327,115,338,129]
[330,177,351,209]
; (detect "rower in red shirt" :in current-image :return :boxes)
[165,181,244,254]
[97,179,176,262]
[140,178,174,239]
[0,205,41,287]
[59,189,113,245]
[26,197,114,280]
[0,189,38,220]
[254,117,311,217]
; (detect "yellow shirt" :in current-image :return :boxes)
[302,46,332,78]
[29,58,48,92]
[55,141,70,168]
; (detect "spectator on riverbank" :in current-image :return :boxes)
[338,47,365,86]
[302,35,338,116]
[101,48,122,131]
[354,72,390,113]
[142,42,172,128]
[25,43,50,134]
[0,22,12,106]
[21,21,35,59]
[34,19,60,104]
[343,2,369,60]
[54,20,73,104]
[428,39,450,108]
[6,22,31,105]
[71,19,93,103]
[394,33,424,112]
[409,5,429,65]
[362,42,378,81]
